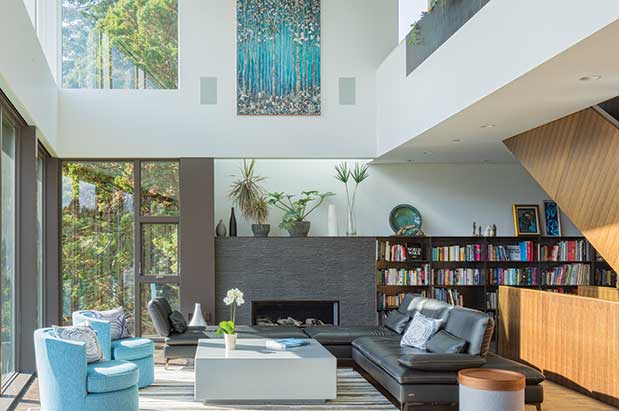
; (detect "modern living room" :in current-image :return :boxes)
[2,0,619,410]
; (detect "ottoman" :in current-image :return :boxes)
[112,337,155,388]
[458,368,525,411]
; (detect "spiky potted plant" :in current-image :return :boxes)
[268,191,335,237]
[228,159,271,237]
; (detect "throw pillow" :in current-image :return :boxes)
[426,329,467,354]
[400,312,443,350]
[87,307,132,340]
[384,310,411,334]
[168,310,188,334]
[53,324,103,363]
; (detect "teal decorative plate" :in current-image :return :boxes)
[389,204,422,235]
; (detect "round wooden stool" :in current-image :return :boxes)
[458,368,526,411]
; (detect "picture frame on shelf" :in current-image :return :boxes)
[543,200,562,236]
[513,204,541,236]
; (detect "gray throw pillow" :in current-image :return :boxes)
[168,310,187,334]
[384,310,411,334]
[53,324,103,363]
[426,329,467,354]
[400,312,443,350]
[87,307,132,340]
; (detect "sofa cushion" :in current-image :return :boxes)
[398,353,486,371]
[352,337,544,386]
[303,326,397,345]
[401,312,443,350]
[426,330,467,354]
[87,360,139,394]
[406,297,453,322]
[397,293,418,315]
[112,337,154,361]
[443,306,490,356]
[169,310,188,334]
[165,329,209,346]
[147,298,173,337]
[384,310,411,334]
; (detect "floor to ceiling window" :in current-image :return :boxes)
[61,0,179,89]
[61,161,180,336]
[1,106,17,387]
[36,148,47,328]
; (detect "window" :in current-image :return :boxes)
[61,0,179,89]
[36,151,45,328]
[1,108,16,386]
[61,160,180,336]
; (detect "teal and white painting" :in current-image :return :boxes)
[237,0,321,116]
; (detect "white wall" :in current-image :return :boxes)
[0,0,58,152]
[57,0,398,158]
[214,160,580,237]
[377,0,619,157]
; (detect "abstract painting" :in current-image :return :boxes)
[544,200,562,236]
[237,0,321,116]
[513,204,541,236]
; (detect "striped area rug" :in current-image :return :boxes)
[139,366,397,410]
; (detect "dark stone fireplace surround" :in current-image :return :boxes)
[215,237,377,326]
[252,300,340,326]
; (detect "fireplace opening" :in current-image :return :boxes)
[252,300,339,327]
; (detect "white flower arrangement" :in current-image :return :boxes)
[217,288,245,336]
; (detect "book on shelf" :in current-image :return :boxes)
[379,241,424,262]
[377,291,427,310]
[594,268,617,287]
[541,264,590,286]
[433,268,482,286]
[489,267,538,286]
[487,241,534,262]
[433,288,464,306]
[432,244,481,262]
[539,240,588,262]
[486,291,497,310]
[377,265,430,286]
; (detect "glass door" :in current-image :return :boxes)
[1,108,17,388]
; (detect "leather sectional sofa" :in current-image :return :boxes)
[148,295,544,410]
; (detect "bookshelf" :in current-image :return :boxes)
[375,236,616,326]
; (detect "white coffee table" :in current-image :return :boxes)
[194,338,336,402]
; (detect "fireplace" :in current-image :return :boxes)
[252,300,340,327]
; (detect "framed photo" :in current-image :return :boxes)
[544,200,562,236]
[513,204,541,236]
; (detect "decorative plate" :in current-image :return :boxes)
[389,204,422,235]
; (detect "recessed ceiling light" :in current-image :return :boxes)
[579,75,602,82]
[452,138,461,143]
[480,124,496,129]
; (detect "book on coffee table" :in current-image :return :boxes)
[265,338,309,351]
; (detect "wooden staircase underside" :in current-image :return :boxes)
[504,107,619,273]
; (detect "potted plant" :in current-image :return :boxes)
[268,191,335,237]
[228,159,271,237]
[334,162,369,236]
[215,288,245,350]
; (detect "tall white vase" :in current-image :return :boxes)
[188,303,208,328]
[327,204,339,236]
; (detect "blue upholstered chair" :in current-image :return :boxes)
[34,328,139,411]
[72,311,155,388]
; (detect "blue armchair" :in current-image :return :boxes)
[34,328,139,411]
[72,311,155,388]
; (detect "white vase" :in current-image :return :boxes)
[188,303,208,328]
[327,204,338,236]
[224,333,237,351]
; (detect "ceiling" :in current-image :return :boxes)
[374,20,619,164]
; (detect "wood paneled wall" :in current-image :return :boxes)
[504,108,619,273]
[498,287,619,407]
[578,285,619,302]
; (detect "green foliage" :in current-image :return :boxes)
[215,320,235,335]
[268,191,335,229]
[228,160,269,224]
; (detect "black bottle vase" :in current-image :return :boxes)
[229,207,237,237]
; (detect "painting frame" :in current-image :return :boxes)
[513,204,541,236]
[236,0,321,116]
[544,200,562,237]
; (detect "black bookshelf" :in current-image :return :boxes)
[375,235,616,326]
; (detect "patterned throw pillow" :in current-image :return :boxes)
[53,324,103,363]
[168,310,188,334]
[400,312,443,350]
[88,307,132,340]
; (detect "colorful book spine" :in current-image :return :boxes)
[489,267,538,285]
[433,268,482,285]
[432,244,481,262]
[377,265,430,286]
[541,264,590,285]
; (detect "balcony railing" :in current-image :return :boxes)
[406,0,490,75]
